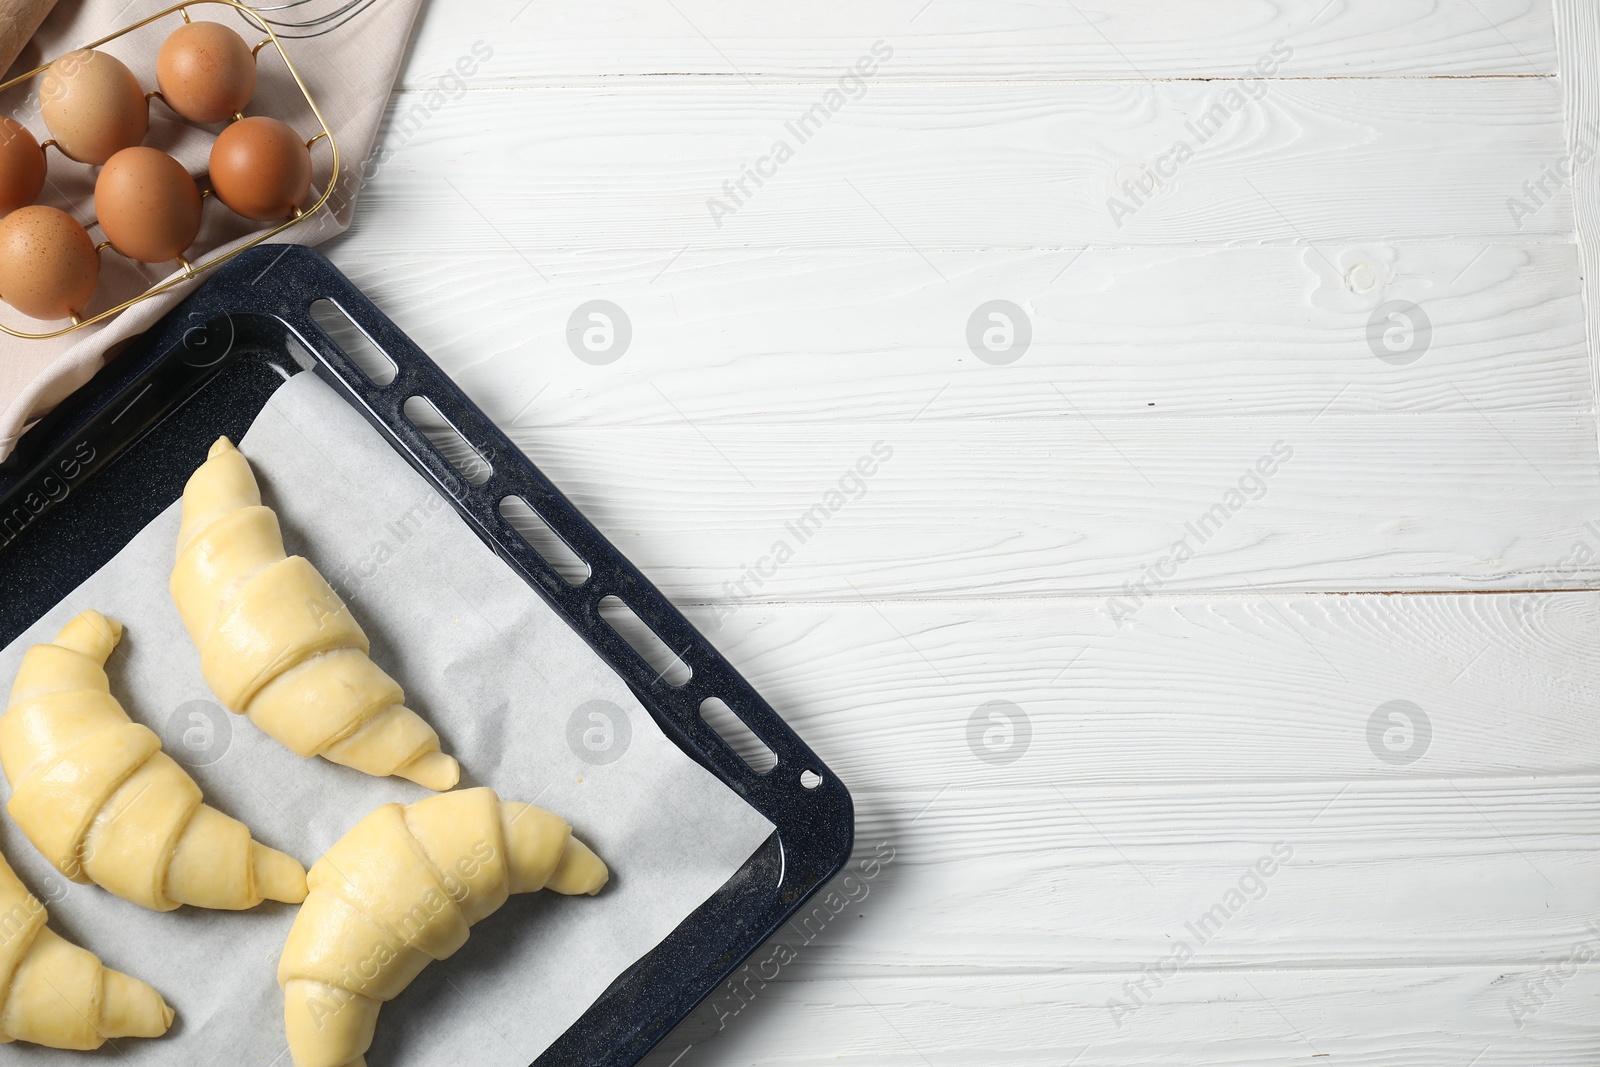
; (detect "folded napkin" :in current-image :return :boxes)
[0,0,423,460]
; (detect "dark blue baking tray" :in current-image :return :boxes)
[0,245,854,1066]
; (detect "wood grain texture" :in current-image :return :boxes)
[1555,0,1600,448]
[635,968,1600,1066]
[680,594,1600,790]
[354,78,1569,250]
[400,0,1557,85]
[773,779,1600,974]
[452,416,1600,598]
[323,242,1590,421]
[317,1,1600,1063]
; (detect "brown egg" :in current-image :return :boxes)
[95,147,202,263]
[40,49,149,166]
[0,206,99,321]
[0,117,45,214]
[209,116,312,221]
[157,21,257,124]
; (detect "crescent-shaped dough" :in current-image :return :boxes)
[1,610,307,911]
[0,844,173,1049]
[172,437,459,791]
[279,787,607,1067]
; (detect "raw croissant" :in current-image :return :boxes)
[171,436,459,791]
[279,787,608,1067]
[1,610,307,911]
[0,845,173,1049]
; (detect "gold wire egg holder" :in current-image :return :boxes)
[0,0,339,340]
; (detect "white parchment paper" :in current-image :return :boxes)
[0,371,774,1065]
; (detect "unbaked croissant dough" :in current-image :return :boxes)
[171,436,459,791]
[0,845,173,1050]
[1,610,308,911]
[279,787,608,1067]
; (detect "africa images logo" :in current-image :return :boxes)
[1105,441,1293,626]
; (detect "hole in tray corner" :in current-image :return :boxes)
[498,496,590,585]
[699,697,778,774]
[800,770,823,790]
[403,395,493,487]
[309,298,397,386]
[598,595,691,687]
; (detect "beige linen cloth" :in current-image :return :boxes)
[0,0,423,460]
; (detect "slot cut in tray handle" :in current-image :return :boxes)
[296,292,829,817]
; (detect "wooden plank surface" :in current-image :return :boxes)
[315,0,1600,1063]
[1556,0,1600,443]
[462,417,1600,597]
[355,78,1570,249]
[684,594,1600,789]
[400,0,1557,84]
[635,969,1600,1066]
[780,779,1600,973]
[326,243,1591,422]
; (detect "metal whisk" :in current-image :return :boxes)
[244,0,383,38]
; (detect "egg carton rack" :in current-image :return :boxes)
[0,0,337,341]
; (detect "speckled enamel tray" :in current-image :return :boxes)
[0,244,854,1066]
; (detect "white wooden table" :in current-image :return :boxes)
[325,2,1600,1063]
